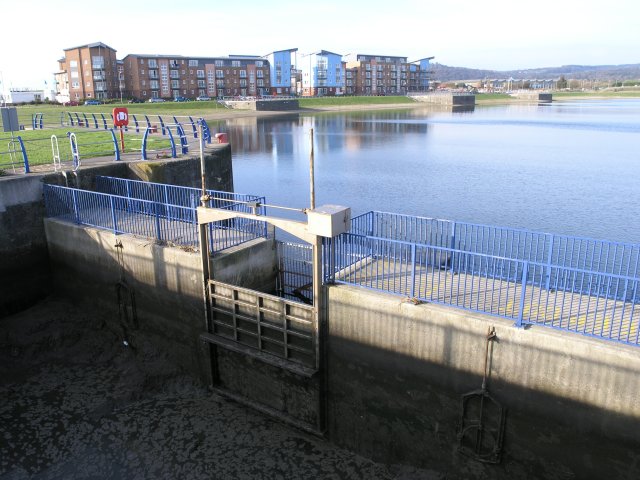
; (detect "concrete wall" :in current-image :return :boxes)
[327,285,640,479]
[44,219,277,378]
[0,176,51,315]
[225,100,299,111]
[0,145,233,317]
[412,93,476,106]
[513,92,553,103]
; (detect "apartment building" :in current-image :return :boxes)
[58,42,120,101]
[264,48,297,95]
[122,54,271,100]
[299,50,345,97]
[56,43,432,100]
[345,54,433,95]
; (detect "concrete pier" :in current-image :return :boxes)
[410,92,476,106]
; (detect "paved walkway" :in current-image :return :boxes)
[336,257,640,345]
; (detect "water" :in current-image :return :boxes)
[223,99,640,243]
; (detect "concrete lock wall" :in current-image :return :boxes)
[44,219,277,379]
[0,175,51,316]
[327,284,640,478]
[0,144,233,317]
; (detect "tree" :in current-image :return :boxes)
[557,76,568,89]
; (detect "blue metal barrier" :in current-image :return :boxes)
[93,176,268,252]
[43,184,198,246]
[66,130,120,163]
[352,211,640,285]
[332,216,640,346]
[0,136,29,173]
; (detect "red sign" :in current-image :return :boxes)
[113,107,129,127]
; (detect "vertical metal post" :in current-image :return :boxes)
[110,196,118,234]
[154,202,162,241]
[545,234,554,290]
[199,122,207,198]
[449,221,457,273]
[309,128,315,210]
[72,189,80,224]
[313,234,326,432]
[517,261,529,328]
[16,136,29,173]
[410,244,417,299]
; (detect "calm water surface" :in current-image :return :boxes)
[222,99,640,243]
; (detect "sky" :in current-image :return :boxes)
[0,0,638,89]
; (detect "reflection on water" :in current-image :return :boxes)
[223,100,640,243]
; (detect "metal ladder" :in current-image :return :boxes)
[51,135,61,171]
[69,132,80,171]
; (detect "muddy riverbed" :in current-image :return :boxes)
[0,297,439,479]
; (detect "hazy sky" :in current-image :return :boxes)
[1,0,638,88]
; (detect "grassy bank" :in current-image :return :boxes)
[2,127,173,167]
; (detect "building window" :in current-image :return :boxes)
[216,80,224,88]
[239,70,247,78]
[150,80,159,89]
[197,70,205,78]
[255,60,263,67]
[239,79,247,87]
[189,59,198,66]
[256,70,263,78]
[231,60,241,67]
[198,80,205,88]
[170,70,179,79]
[140,70,145,76]
[215,60,224,67]
[257,79,264,87]
[171,80,179,89]
[70,60,77,67]
[215,70,224,78]
[148,59,157,68]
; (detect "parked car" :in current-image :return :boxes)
[64,101,79,106]
[173,96,189,102]
[128,98,144,104]
[84,99,101,105]
[148,98,166,103]
[196,95,211,101]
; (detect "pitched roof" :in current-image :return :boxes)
[63,42,116,52]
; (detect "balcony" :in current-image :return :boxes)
[93,74,106,81]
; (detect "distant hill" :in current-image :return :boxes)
[431,63,640,82]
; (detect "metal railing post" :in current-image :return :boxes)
[449,221,457,273]
[516,261,529,328]
[545,234,554,290]
[154,202,163,241]
[141,128,149,160]
[72,189,80,224]
[109,129,120,161]
[110,196,118,234]
[16,136,29,173]
[410,244,417,298]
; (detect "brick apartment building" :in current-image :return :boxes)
[57,42,121,102]
[55,43,432,101]
[345,54,433,96]
[122,54,271,100]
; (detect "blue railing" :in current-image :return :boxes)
[43,184,198,246]
[352,211,640,287]
[0,135,29,173]
[329,212,640,346]
[93,176,267,252]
